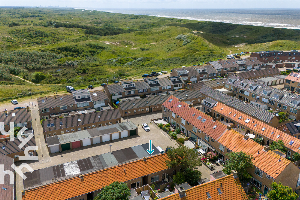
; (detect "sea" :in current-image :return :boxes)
[95,9,300,30]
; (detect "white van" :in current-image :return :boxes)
[156,146,165,154]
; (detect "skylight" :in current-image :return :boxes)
[192,113,195,116]
[213,125,217,129]
[217,188,222,195]
[202,118,206,122]
[271,132,274,134]
[289,141,294,145]
[277,135,280,138]
[178,105,182,108]
[197,116,202,120]
[229,112,231,115]
[206,192,211,199]
[169,99,173,102]
[262,128,265,131]
[245,119,250,123]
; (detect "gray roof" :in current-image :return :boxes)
[204,65,217,74]
[237,68,280,79]
[23,143,160,190]
[38,94,74,109]
[46,121,137,146]
[107,84,125,94]
[135,81,150,90]
[0,154,14,200]
[90,90,108,102]
[0,136,36,156]
[190,79,227,90]
[210,61,223,70]
[0,108,31,125]
[42,109,121,133]
[173,67,198,77]
[119,90,203,111]
[227,75,300,109]
[158,77,173,87]
[200,85,275,123]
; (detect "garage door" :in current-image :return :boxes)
[121,130,128,138]
[61,143,70,151]
[130,129,136,136]
[93,137,100,144]
[50,145,60,154]
[72,141,81,149]
[112,132,119,140]
[82,138,91,147]
[102,134,110,142]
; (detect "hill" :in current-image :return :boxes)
[1,8,300,101]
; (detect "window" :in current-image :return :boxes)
[205,135,209,142]
[181,118,186,125]
[217,188,222,195]
[206,192,211,199]
[283,105,287,110]
[151,175,159,183]
[255,168,263,178]
[286,80,291,84]
[219,144,225,152]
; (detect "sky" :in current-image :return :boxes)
[1,0,300,9]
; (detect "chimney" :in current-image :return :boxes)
[263,146,270,152]
[80,175,84,181]
[244,135,249,140]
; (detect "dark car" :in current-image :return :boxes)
[101,83,106,86]
[151,72,159,76]
[88,85,94,89]
[142,74,149,77]
[14,107,25,110]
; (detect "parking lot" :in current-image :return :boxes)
[0,98,37,112]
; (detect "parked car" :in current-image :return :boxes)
[66,86,75,93]
[157,72,162,75]
[88,85,94,89]
[11,100,18,105]
[14,107,25,110]
[142,123,150,132]
[151,72,159,76]
[114,80,119,83]
[142,74,149,77]
[101,83,106,86]
[161,71,168,74]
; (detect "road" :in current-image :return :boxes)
[0,99,38,112]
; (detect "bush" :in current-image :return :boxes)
[165,123,170,128]
[170,133,177,140]
[177,138,185,144]
[158,123,163,129]
[175,128,181,134]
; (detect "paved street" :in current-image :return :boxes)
[0,99,38,112]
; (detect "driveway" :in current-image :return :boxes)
[0,98,38,112]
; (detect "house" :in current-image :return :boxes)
[46,121,138,153]
[162,96,300,194]
[160,175,248,200]
[42,109,121,137]
[118,90,203,117]
[0,108,32,137]
[188,79,227,90]
[195,65,218,80]
[0,135,36,162]
[0,154,14,200]
[170,67,199,83]
[169,76,184,90]
[38,90,108,118]
[199,86,279,127]
[285,72,300,93]
[256,75,286,86]
[144,77,173,94]
[251,51,300,63]
[104,81,150,102]
[206,100,300,157]
[22,150,178,200]
[225,76,300,120]
[235,68,280,80]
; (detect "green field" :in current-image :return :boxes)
[1,8,300,100]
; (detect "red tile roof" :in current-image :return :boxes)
[160,175,247,200]
[212,102,300,154]
[163,96,227,140]
[23,154,170,200]
[219,130,291,179]
[285,72,300,83]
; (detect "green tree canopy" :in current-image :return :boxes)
[223,152,253,181]
[267,182,298,200]
[33,72,46,83]
[270,140,287,153]
[166,146,201,169]
[94,181,131,200]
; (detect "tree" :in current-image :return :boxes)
[173,171,186,185]
[292,152,300,162]
[184,168,202,186]
[223,152,253,181]
[166,146,201,170]
[270,140,287,153]
[267,182,298,200]
[33,72,46,83]
[94,182,130,200]
[278,112,289,123]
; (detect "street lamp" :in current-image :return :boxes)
[109,144,112,153]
